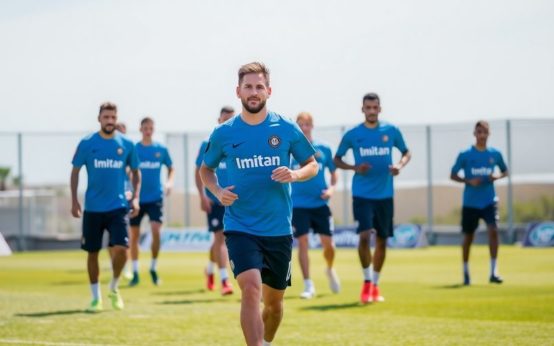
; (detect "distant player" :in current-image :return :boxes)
[70,102,141,312]
[195,106,235,295]
[128,117,174,286]
[450,120,508,285]
[291,112,340,299]
[200,62,318,346]
[334,93,411,304]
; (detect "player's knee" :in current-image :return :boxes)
[240,281,262,302]
[359,233,370,247]
[264,296,284,315]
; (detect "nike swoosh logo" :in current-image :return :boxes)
[232,141,246,148]
[356,138,364,143]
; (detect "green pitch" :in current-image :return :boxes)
[1,246,553,345]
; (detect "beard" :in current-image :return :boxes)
[102,124,116,134]
[365,114,379,124]
[241,98,266,114]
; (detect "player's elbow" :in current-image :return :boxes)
[307,160,319,179]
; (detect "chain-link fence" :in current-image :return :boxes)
[1,118,553,251]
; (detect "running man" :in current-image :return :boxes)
[195,106,235,295]
[128,117,174,286]
[200,62,318,346]
[291,112,340,299]
[334,93,411,304]
[450,120,508,286]
[70,102,141,312]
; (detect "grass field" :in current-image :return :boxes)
[1,246,553,346]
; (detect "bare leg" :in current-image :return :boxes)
[462,233,474,263]
[213,231,228,269]
[87,252,100,284]
[319,235,335,269]
[111,245,127,279]
[297,235,310,279]
[487,225,499,260]
[130,226,141,262]
[372,236,387,272]
[262,284,286,344]
[358,230,372,268]
[150,222,162,260]
[236,269,263,346]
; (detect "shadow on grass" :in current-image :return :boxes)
[151,289,206,296]
[50,281,82,286]
[158,298,223,305]
[299,302,366,311]
[434,284,466,289]
[16,310,86,317]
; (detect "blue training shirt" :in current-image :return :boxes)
[203,112,316,237]
[335,121,408,200]
[136,141,173,203]
[195,139,228,205]
[291,140,336,208]
[72,132,140,212]
[451,146,507,209]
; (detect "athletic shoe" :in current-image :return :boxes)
[300,287,316,299]
[371,284,385,302]
[129,272,140,287]
[489,274,503,284]
[360,281,372,304]
[325,268,341,293]
[221,280,234,296]
[108,290,124,310]
[123,269,133,281]
[205,269,215,291]
[85,299,103,313]
[150,269,160,286]
[463,272,471,286]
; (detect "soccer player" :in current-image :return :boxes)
[450,120,508,286]
[128,117,174,286]
[334,93,411,304]
[291,112,340,299]
[195,106,235,295]
[200,62,318,346]
[70,102,141,312]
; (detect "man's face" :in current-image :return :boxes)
[362,100,381,124]
[474,126,489,142]
[98,110,117,134]
[140,121,154,138]
[218,111,234,124]
[236,73,271,114]
[297,118,313,137]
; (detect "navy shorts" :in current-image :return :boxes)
[461,203,499,234]
[129,199,163,226]
[292,205,334,238]
[82,208,129,252]
[353,197,394,238]
[224,231,292,290]
[207,204,225,232]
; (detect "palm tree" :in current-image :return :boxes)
[0,167,10,191]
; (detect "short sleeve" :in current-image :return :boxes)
[496,151,508,172]
[128,144,140,169]
[71,140,87,167]
[203,130,224,169]
[393,127,408,154]
[451,152,464,175]
[195,141,208,168]
[324,145,336,172]
[164,147,173,168]
[335,131,352,158]
[290,123,316,164]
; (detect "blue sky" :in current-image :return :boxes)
[1,0,553,133]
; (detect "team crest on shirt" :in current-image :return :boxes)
[268,135,281,148]
[155,152,161,158]
[117,147,123,155]
[382,135,389,143]
[489,157,495,164]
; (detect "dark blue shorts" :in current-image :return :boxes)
[353,197,394,238]
[129,199,164,226]
[224,231,292,290]
[82,208,129,252]
[207,204,225,232]
[292,205,334,238]
[461,203,499,234]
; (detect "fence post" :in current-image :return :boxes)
[17,132,25,251]
[506,120,514,243]
[425,125,434,244]
[340,126,349,226]
[183,133,190,227]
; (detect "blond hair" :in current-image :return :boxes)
[238,62,270,86]
[296,112,313,124]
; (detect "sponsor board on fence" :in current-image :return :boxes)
[523,221,554,247]
[146,224,426,252]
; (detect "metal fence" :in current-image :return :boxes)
[1,118,553,251]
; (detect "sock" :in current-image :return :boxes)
[132,260,139,273]
[151,258,158,271]
[372,271,380,286]
[263,340,271,346]
[220,268,229,281]
[490,258,497,276]
[206,261,215,275]
[303,278,314,291]
[463,262,469,275]
[362,267,372,282]
[109,277,120,292]
[90,283,101,301]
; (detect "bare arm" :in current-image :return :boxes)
[334,155,371,174]
[450,172,482,187]
[321,169,338,200]
[195,166,212,212]
[70,167,82,218]
[271,156,319,183]
[200,163,238,206]
[389,150,412,176]
[165,166,175,196]
[129,169,141,218]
